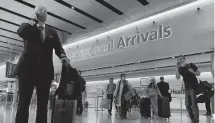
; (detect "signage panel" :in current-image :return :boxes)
[5,62,17,78]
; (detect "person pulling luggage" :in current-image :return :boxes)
[106,78,116,115]
[157,76,171,102]
[114,74,132,119]
[129,88,139,111]
[146,77,162,119]
[15,5,70,123]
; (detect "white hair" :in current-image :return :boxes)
[34,5,47,13]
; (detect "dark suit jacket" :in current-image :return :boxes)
[157,81,170,97]
[15,23,67,80]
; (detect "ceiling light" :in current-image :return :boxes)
[71,6,75,9]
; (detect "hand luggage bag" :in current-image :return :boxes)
[51,99,77,123]
[139,97,151,118]
[158,97,170,119]
[100,98,111,109]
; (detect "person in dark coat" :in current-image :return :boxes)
[157,76,171,101]
[15,5,70,123]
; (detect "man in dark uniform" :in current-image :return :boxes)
[15,5,70,123]
[157,76,171,101]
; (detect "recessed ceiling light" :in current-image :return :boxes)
[71,6,75,9]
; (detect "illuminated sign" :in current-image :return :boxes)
[69,24,172,61]
[170,89,185,95]
[5,62,17,78]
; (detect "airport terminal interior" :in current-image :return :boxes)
[0,0,214,123]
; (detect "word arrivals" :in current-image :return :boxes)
[117,25,172,49]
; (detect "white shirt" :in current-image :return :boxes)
[37,24,45,42]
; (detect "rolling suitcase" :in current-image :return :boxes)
[51,99,77,123]
[158,97,170,119]
[139,97,151,118]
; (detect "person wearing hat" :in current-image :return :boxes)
[157,77,171,101]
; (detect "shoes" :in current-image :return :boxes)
[204,113,212,116]
[191,119,199,123]
[120,116,127,119]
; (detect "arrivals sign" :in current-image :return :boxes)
[69,25,172,60]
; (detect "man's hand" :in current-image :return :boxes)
[61,57,70,65]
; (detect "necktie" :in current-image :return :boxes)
[38,26,44,42]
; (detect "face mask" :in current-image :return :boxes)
[36,12,47,22]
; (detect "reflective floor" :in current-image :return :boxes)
[0,104,214,123]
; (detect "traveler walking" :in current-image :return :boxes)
[114,74,132,119]
[146,77,162,119]
[106,78,116,115]
[15,5,70,123]
[176,55,200,123]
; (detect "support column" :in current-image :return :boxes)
[211,50,214,115]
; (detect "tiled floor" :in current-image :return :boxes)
[0,103,214,123]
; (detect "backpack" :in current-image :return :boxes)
[55,63,82,100]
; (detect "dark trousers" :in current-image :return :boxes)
[185,89,199,121]
[107,94,113,113]
[77,98,83,115]
[205,99,211,114]
[15,76,52,123]
[120,102,129,118]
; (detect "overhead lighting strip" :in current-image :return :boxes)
[81,51,213,72]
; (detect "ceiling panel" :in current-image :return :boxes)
[0,10,28,25]
[0,43,23,51]
[0,36,24,46]
[0,0,33,17]
[0,50,17,56]
[0,21,18,32]
[104,0,147,13]
[148,0,181,11]
[46,15,82,33]
[0,30,21,40]
[22,0,99,30]
[0,37,23,46]
[1,0,78,34]
[0,48,21,56]
[64,0,119,21]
